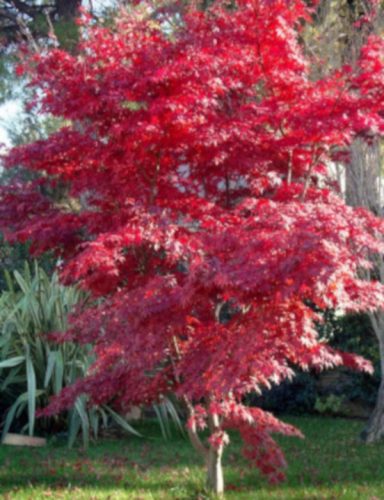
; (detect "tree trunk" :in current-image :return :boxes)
[362,377,384,443]
[332,0,384,443]
[346,136,384,443]
[346,139,381,213]
[206,444,224,496]
[362,323,384,442]
[204,400,226,496]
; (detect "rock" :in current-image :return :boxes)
[2,433,47,447]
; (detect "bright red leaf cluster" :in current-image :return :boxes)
[2,0,384,485]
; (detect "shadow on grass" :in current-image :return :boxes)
[0,432,204,496]
[0,472,201,493]
[0,417,383,498]
[1,463,384,499]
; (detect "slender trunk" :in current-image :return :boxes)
[206,443,224,495]
[172,338,225,494]
[205,400,225,496]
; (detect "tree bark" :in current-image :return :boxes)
[346,140,383,444]
[362,313,384,442]
[206,443,224,496]
[331,0,384,443]
[205,403,225,496]
[362,376,384,443]
[348,139,384,444]
[346,139,381,213]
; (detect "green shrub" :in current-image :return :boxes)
[253,311,379,416]
[321,312,380,408]
[0,262,184,445]
[0,262,141,446]
[249,371,317,415]
[314,394,344,415]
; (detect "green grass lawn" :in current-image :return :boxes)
[0,416,383,499]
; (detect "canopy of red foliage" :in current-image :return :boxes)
[2,0,384,484]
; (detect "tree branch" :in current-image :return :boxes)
[171,336,209,459]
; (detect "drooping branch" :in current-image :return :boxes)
[171,336,208,459]
[183,396,209,459]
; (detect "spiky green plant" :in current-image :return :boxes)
[0,262,140,445]
[0,262,183,445]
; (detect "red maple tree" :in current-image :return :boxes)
[2,0,384,493]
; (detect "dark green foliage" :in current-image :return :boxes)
[254,312,379,416]
[249,372,317,415]
[328,313,380,407]
[0,234,55,292]
[331,313,379,366]
[54,19,80,52]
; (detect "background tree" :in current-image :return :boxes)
[0,0,98,275]
[305,0,384,443]
[0,0,130,51]
[2,0,384,494]
[0,0,81,50]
